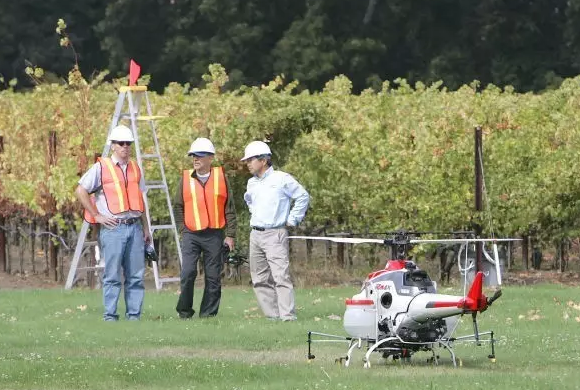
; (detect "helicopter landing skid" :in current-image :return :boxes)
[442,330,497,367]
[307,329,497,368]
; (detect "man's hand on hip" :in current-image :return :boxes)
[95,214,118,229]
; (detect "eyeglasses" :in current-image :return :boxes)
[246,154,268,162]
[189,152,213,158]
[114,141,133,146]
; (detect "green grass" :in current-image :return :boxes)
[1,284,579,390]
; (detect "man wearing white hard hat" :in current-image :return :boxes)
[173,137,237,319]
[76,124,151,321]
[242,141,310,321]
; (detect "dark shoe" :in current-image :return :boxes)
[177,309,195,319]
[199,314,217,318]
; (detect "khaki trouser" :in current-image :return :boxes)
[249,227,296,320]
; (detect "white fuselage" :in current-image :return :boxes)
[344,268,462,340]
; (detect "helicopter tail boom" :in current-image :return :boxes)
[404,272,491,324]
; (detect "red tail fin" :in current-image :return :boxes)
[461,272,488,312]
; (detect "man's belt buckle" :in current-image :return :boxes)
[117,217,139,225]
[252,226,265,231]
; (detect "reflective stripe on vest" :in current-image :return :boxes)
[83,157,144,221]
[183,167,228,231]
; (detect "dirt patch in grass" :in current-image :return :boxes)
[504,270,580,286]
[0,272,61,289]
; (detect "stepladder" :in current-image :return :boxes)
[65,85,182,290]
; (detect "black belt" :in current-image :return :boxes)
[117,217,140,225]
[252,226,284,231]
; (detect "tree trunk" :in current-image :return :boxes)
[6,218,12,274]
[0,215,6,272]
[43,220,49,276]
[337,242,345,268]
[49,222,59,281]
[58,238,65,282]
[557,240,568,273]
[12,219,20,275]
[347,244,354,268]
[522,235,529,270]
[19,222,25,275]
[531,238,542,270]
[30,220,36,274]
[507,241,512,270]
[363,0,377,24]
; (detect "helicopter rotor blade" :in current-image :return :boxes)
[410,238,521,244]
[289,236,521,245]
[288,236,385,244]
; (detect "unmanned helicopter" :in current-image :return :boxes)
[289,231,519,368]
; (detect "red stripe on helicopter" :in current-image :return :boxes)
[425,301,462,308]
[426,273,488,311]
[345,299,375,305]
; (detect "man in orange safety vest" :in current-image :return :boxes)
[75,124,151,321]
[173,137,237,318]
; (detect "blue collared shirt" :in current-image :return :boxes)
[244,167,310,228]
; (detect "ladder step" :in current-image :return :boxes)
[151,224,175,231]
[119,86,148,92]
[142,154,161,159]
[119,114,167,121]
[145,184,167,190]
[136,115,167,121]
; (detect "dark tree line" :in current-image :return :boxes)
[1,0,578,93]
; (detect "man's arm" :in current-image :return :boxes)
[138,168,152,244]
[140,209,152,245]
[224,176,237,239]
[173,176,185,234]
[75,185,99,218]
[284,175,310,227]
[243,179,253,213]
[76,163,118,228]
[75,185,118,228]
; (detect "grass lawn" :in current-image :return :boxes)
[0,283,579,390]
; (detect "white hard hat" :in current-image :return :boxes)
[241,141,272,161]
[187,137,216,156]
[108,125,135,142]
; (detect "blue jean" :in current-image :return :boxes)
[99,222,145,321]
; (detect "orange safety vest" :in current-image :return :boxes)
[183,167,228,232]
[84,157,145,223]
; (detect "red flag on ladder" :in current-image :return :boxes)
[129,59,141,86]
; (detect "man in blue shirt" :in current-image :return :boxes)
[241,141,310,321]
